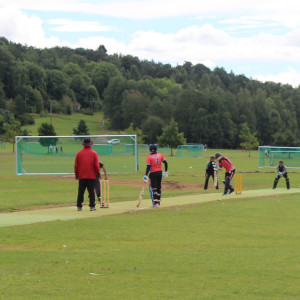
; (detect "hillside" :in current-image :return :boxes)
[1,37,300,148]
[22,112,111,136]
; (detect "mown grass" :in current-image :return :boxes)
[1,194,300,299]
[1,148,300,211]
[1,145,300,299]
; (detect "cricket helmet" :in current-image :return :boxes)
[149,144,157,152]
[215,152,222,159]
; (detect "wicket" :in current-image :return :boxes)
[235,174,242,194]
[100,180,110,208]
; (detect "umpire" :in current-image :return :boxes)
[204,156,219,190]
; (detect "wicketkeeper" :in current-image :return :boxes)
[215,152,235,196]
[272,161,290,189]
[144,144,168,207]
[204,156,219,190]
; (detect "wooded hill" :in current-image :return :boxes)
[1,36,300,148]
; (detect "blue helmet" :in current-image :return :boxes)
[149,144,157,152]
[215,152,222,159]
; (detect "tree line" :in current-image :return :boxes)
[1,36,300,148]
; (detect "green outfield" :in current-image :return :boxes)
[1,148,300,299]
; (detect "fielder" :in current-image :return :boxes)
[144,144,168,207]
[215,152,235,196]
[272,161,290,189]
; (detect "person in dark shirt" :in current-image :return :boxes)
[204,156,219,190]
[272,161,290,189]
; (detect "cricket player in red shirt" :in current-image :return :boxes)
[75,138,100,211]
[215,152,235,196]
[144,144,168,207]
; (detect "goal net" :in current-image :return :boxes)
[175,144,204,157]
[258,146,300,169]
[16,135,138,175]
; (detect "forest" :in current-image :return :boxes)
[1,36,300,148]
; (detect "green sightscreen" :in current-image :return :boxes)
[16,135,138,175]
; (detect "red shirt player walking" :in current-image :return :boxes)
[144,144,168,207]
[215,152,235,196]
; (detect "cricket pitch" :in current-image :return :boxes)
[0,188,299,227]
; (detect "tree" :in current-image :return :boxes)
[125,122,145,144]
[46,69,68,101]
[121,89,150,128]
[142,116,164,144]
[73,119,89,135]
[157,119,186,156]
[239,123,259,157]
[2,118,24,152]
[38,122,58,153]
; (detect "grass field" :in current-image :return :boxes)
[1,148,300,299]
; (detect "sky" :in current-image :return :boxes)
[1,0,300,86]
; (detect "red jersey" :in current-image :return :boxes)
[218,156,235,172]
[74,147,100,179]
[146,153,165,173]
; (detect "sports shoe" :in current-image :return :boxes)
[97,196,101,202]
[228,189,234,194]
[77,207,82,211]
[90,207,96,211]
[222,193,227,196]
[154,203,160,207]
[222,180,226,184]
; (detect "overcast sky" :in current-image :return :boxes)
[1,0,300,86]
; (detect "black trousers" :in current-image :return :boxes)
[149,171,162,201]
[204,172,219,189]
[77,179,96,208]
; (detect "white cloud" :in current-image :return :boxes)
[254,68,300,87]
[0,5,61,47]
[48,19,112,33]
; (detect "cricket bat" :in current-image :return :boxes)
[136,183,146,208]
[214,170,218,187]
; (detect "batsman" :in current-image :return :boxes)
[144,144,168,207]
[215,152,235,196]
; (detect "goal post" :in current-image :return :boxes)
[175,144,204,157]
[258,146,300,169]
[15,135,138,175]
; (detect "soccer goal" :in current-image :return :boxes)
[175,144,204,157]
[16,135,138,175]
[258,146,300,169]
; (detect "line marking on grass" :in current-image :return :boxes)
[1,188,299,228]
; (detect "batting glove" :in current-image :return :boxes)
[143,175,148,182]
[163,171,169,177]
